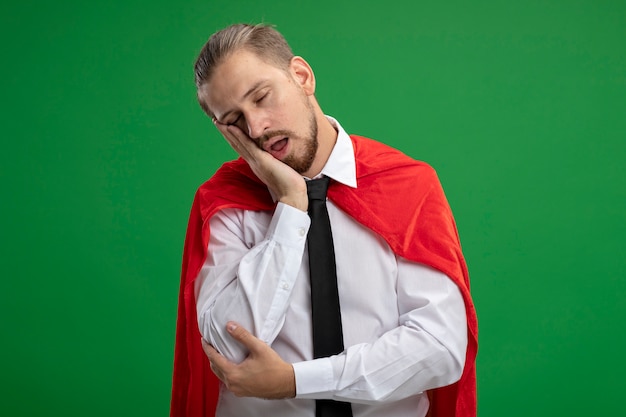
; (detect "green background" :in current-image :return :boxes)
[1,0,624,415]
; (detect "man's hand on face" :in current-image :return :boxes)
[202,322,297,399]
[214,120,308,212]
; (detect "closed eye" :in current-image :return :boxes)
[255,92,269,105]
[227,114,242,126]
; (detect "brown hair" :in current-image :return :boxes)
[194,23,294,89]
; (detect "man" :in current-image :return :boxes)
[171,23,477,417]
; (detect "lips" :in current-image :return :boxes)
[264,136,289,158]
[270,138,288,152]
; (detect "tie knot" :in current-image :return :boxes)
[306,176,330,201]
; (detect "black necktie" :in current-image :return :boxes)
[306,177,353,417]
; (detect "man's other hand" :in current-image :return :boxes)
[202,322,297,399]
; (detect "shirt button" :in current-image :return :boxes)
[298,227,306,237]
[281,282,289,290]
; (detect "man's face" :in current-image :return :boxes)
[200,49,319,174]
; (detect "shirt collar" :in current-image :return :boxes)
[313,116,357,188]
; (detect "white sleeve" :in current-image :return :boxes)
[293,261,468,404]
[195,203,310,363]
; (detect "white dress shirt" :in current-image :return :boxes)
[195,117,468,417]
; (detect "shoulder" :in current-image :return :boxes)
[349,134,438,184]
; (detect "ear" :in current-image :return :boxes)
[289,56,316,95]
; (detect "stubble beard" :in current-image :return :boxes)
[257,102,319,175]
[282,109,318,174]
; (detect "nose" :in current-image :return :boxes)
[245,109,269,139]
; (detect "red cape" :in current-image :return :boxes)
[171,135,478,417]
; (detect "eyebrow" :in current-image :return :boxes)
[243,80,266,100]
[219,80,267,122]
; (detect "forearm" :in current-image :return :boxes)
[294,324,465,404]
[294,265,468,404]
[196,203,310,363]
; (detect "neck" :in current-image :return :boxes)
[302,110,337,178]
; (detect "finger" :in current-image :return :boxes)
[214,123,257,159]
[201,339,229,368]
[226,322,266,355]
[213,119,229,135]
[201,339,231,381]
[209,361,225,382]
[208,359,224,381]
[228,129,252,151]
[213,121,236,147]
[200,338,214,357]
[225,124,262,154]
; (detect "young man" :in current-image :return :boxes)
[171,23,477,417]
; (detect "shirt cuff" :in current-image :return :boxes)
[292,358,335,400]
[267,202,310,247]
